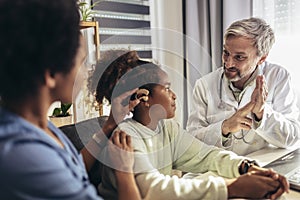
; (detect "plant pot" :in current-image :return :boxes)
[49,115,73,127]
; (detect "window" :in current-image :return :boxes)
[253,0,300,34]
[253,0,300,95]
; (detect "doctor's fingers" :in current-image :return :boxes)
[258,82,268,97]
[262,84,268,100]
[256,75,267,88]
[241,116,253,125]
[256,76,268,94]
[255,76,262,89]
[255,87,268,106]
[238,102,255,116]
[238,101,255,116]
[239,123,252,131]
[226,116,252,132]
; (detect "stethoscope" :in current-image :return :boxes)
[218,65,263,110]
[217,68,257,144]
[218,72,226,110]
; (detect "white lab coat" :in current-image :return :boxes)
[187,61,300,155]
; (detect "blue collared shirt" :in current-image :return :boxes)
[0,107,102,200]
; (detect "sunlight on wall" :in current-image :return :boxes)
[267,35,300,95]
[253,0,300,109]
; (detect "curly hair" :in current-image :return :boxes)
[0,0,80,101]
[111,62,166,102]
[88,50,150,104]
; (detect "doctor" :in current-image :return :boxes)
[187,17,300,155]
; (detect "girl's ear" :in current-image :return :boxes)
[132,88,149,102]
[44,70,56,88]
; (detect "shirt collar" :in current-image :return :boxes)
[228,66,259,91]
[227,66,259,102]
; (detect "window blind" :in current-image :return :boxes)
[92,0,152,58]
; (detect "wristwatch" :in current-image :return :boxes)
[239,160,259,175]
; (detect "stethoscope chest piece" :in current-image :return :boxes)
[218,100,226,110]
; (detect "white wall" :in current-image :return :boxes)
[265,35,300,112]
[150,0,185,125]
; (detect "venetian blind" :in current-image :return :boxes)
[92,0,152,59]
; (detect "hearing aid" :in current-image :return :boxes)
[121,88,150,106]
[130,88,149,102]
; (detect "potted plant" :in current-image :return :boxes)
[49,102,73,127]
[78,0,100,22]
[78,0,100,60]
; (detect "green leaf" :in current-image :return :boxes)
[78,2,87,6]
[61,103,72,116]
[78,0,101,21]
[52,102,72,117]
[52,108,62,117]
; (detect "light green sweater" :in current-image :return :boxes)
[98,119,246,200]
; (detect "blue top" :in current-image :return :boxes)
[0,107,102,200]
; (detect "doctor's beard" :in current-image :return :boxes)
[223,63,255,83]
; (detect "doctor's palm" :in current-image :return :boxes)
[251,75,268,121]
[222,102,254,136]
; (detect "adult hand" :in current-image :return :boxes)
[248,165,289,199]
[109,131,141,200]
[108,130,134,173]
[108,88,140,125]
[268,172,289,199]
[226,170,284,199]
[251,75,268,121]
[222,102,254,136]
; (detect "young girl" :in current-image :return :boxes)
[95,57,288,200]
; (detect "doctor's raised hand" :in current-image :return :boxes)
[251,75,268,121]
[222,75,268,137]
[221,101,254,137]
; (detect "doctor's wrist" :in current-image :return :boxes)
[253,112,263,122]
[221,120,230,137]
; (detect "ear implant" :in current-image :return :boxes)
[135,88,149,102]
